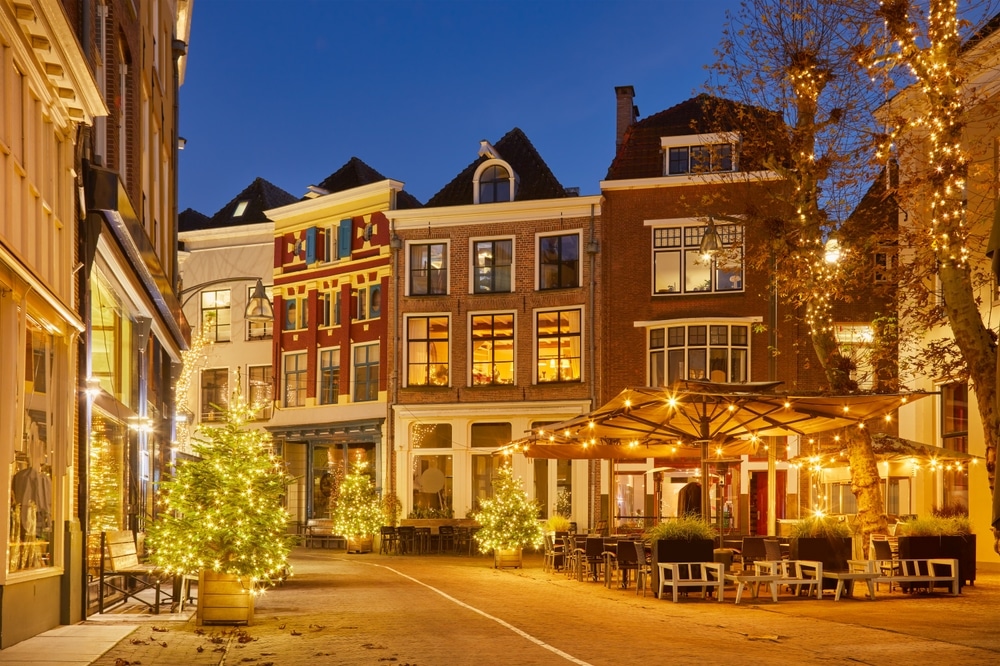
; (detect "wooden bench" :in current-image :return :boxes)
[656,562,725,603]
[98,530,173,614]
[305,519,347,549]
[853,558,959,595]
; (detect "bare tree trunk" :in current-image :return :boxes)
[845,428,887,557]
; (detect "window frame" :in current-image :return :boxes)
[535,307,583,384]
[537,231,582,291]
[471,237,515,294]
[405,314,451,387]
[200,289,232,342]
[352,342,380,402]
[470,311,516,386]
[473,158,517,204]
[246,364,273,420]
[408,241,449,296]
[646,319,753,386]
[649,219,744,295]
[318,347,340,405]
[282,351,308,408]
[200,367,229,421]
[283,293,308,331]
[661,132,739,176]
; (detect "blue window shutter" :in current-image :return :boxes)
[338,218,352,258]
[305,227,317,264]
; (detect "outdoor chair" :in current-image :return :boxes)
[740,537,767,568]
[379,526,398,555]
[763,539,783,562]
[397,526,416,554]
[634,541,652,597]
[871,536,902,591]
[607,536,639,589]
[438,525,456,553]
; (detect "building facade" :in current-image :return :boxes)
[387,129,601,525]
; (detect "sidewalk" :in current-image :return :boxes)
[3,550,999,665]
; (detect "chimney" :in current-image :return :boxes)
[615,85,638,149]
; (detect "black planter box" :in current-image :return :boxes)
[790,536,853,590]
[650,538,715,598]
[897,534,975,590]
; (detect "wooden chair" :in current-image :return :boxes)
[379,526,399,554]
[98,530,173,614]
[634,541,652,597]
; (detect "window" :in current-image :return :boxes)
[471,313,514,385]
[369,285,382,318]
[283,294,308,331]
[473,239,512,293]
[282,352,307,407]
[413,454,452,517]
[407,316,449,386]
[834,324,874,390]
[941,381,969,511]
[356,288,367,320]
[471,455,501,512]
[479,164,511,203]
[539,233,579,290]
[246,284,273,341]
[664,138,735,175]
[648,323,749,386]
[353,343,379,402]
[471,423,512,448]
[875,248,898,283]
[410,243,448,295]
[201,368,229,421]
[411,423,453,449]
[320,289,341,327]
[324,224,338,263]
[233,200,249,217]
[318,348,340,405]
[653,222,743,294]
[201,289,231,342]
[247,365,273,420]
[536,309,581,382]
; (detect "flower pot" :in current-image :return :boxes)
[196,570,254,626]
[347,536,373,554]
[494,547,523,569]
[650,538,715,598]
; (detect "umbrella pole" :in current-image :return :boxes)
[701,439,710,522]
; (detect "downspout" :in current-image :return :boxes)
[389,223,403,512]
[586,203,599,530]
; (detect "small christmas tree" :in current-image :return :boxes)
[146,389,293,592]
[330,463,385,550]
[473,464,544,557]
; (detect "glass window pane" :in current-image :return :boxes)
[413,455,453,517]
[685,250,711,292]
[654,251,681,293]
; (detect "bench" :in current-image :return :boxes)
[98,530,173,614]
[305,519,347,549]
[755,559,823,598]
[853,558,959,595]
[657,562,725,603]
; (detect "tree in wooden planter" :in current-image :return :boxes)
[146,390,294,624]
[330,463,385,553]
[473,464,544,568]
[645,516,717,598]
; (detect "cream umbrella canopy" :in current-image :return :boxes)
[510,380,928,521]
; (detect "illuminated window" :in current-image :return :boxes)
[648,322,748,386]
[282,352,307,407]
[653,222,743,294]
[536,309,581,383]
[201,289,231,342]
[407,316,449,386]
[473,239,512,293]
[200,368,229,420]
[247,365,273,420]
[410,243,448,295]
[471,313,514,385]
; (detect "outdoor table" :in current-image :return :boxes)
[723,572,782,604]
[821,568,879,601]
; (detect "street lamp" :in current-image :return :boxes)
[699,217,723,258]
[180,276,273,322]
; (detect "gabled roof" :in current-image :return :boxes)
[178,207,210,232]
[425,127,568,207]
[309,156,422,209]
[605,94,779,181]
[181,177,297,231]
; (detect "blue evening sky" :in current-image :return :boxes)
[178,0,742,216]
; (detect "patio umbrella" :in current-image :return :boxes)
[788,432,981,468]
[510,380,928,522]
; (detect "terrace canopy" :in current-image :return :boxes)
[508,380,928,523]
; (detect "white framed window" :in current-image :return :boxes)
[472,238,514,293]
[834,324,875,390]
[246,284,273,341]
[408,241,449,295]
[282,351,307,408]
[320,288,341,328]
[651,220,743,294]
[538,232,581,290]
[536,308,582,383]
[661,132,738,176]
[318,347,340,405]
[247,365,273,420]
[647,321,750,386]
[200,367,229,421]
[353,343,380,402]
[473,158,518,204]
[406,315,450,386]
[201,289,231,342]
[471,312,515,385]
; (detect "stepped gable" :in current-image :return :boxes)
[197,177,297,230]
[178,207,210,232]
[310,156,423,209]
[606,94,778,181]
[425,127,567,207]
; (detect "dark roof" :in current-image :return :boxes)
[605,94,781,181]
[181,177,297,232]
[425,127,568,207]
[309,156,423,209]
[178,207,210,232]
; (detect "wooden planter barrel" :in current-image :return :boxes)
[494,547,523,569]
[197,570,254,626]
[347,536,373,554]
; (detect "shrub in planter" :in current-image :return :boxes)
[789,515,853,580]
[897,515,975,589]
[645,516,717,598]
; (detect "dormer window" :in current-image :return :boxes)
[233,200,249,217]
[661,133,738,176]
[473,158,518,204]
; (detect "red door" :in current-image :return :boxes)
[753,470,786,536]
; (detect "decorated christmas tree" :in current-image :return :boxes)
[473,464,544,555]
[146,388,293,593]
[330,462,385,548]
